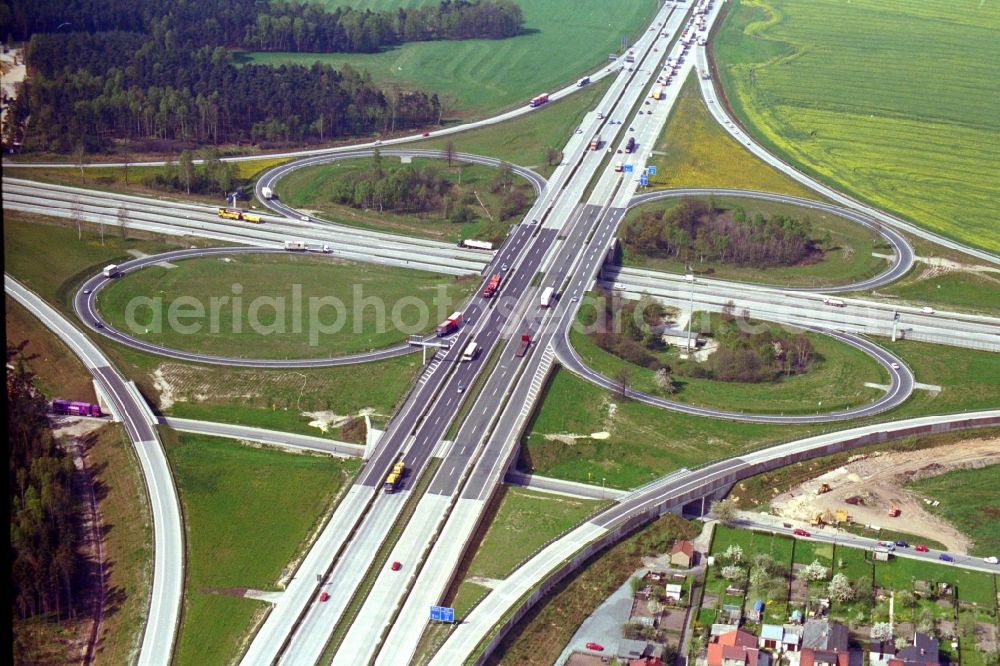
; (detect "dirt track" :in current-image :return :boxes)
[768,438,1000,553]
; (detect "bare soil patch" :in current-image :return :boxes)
[767,438,1000,553]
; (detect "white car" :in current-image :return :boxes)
[890,362,900,370]
[920,306,935,314]
[986,556,999,564]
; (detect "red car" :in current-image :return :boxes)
[585,642,604,652]
[422,132,430,137]
[319,592,330,602]
[391,561,402,571]
[793,528,811,537]
[915,544,929,552]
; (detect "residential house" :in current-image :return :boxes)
[708,629,767,666]
[760,624,783,650]
[619,639,654,662]
[782,624,803,653]
[671,540,695,567]
[796,620,854,666]
[630,658,666,666]
[869,639,895,666]
[889,632,940,666]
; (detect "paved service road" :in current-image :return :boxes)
[6,275,183,666]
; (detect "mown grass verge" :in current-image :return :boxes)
[163,429,359,666]
[97,252,476,359]
[908,464,1000,557]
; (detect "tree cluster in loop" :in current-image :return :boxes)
[625,198,825,268]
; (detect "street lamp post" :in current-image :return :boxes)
[685,274,695,353]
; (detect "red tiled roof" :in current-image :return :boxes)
[671,540,694,556]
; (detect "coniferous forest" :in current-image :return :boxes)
[0,0,524,152]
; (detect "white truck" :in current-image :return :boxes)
[261,186,274,199]
[103,264,119,278]
[284,240,308,251]
[540,286,555,308]
[823,297,846,307]
[461,341,480,362]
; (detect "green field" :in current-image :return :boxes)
[522,337,1000,490]
[88,425,155,665]
[463,487,601,580]
[647,73,817,199]
[568,312,886,415]
[909,465,1000,558]
[880,268,1000,316]
[97,253,475,359]
[520,367,822,489]
[164,429,359,666]
[242,1,656,117]
[3,215,425,438]
[714,0,1000,253]
[622,196,888,287]
[874,555,997,607]
[422,75,613,176]
[277,158,531,242]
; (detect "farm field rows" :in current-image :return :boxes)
[713,0,1000,253]
[242,0,657,117]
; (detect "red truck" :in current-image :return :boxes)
[515,334,531,357]
[482,273,502,298]
[529,93,550,108]
[435,311,463,337]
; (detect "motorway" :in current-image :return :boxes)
[4,0,999,664]
[432,409,1000,664]
[602,268,1000,352]
[5,275,184,666]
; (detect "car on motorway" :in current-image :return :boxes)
[571,295,579,302]
[914,544,929,552]
[576,128,583,134]
[921,306,935,314]
[985,556,999,564]
[83,289,91,295]
[793,528,811,537]
[300,215,309,221]
[890,362,900,370]
[422,132,430,137]
[501,263,509,271]
[457,384,465,394]
[391,561,402,571]
[895,540,909,548]
[939,553,954,562]
[629,127,635,132]
[320,591,330,602]
[586,642,604,652]
[374,139,382,145]
[94,320,104,328]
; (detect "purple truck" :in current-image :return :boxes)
[52,399,103,417]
